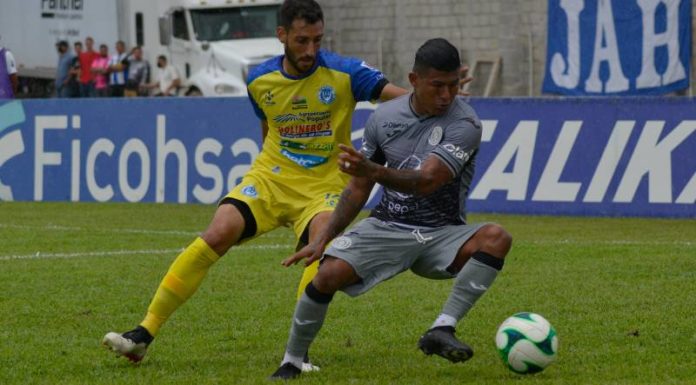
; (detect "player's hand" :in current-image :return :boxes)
[282,241,326,267]
[338,144,375,178]
[458,66,472,96]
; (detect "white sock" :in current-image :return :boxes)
[431,313,457,329]
[282,352,303,369]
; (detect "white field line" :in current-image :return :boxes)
[523,239,694,247]
[0,244,293,261]
[0,223,294,239]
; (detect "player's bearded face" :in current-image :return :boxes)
[410,68,461,116]
[279,19,324,75]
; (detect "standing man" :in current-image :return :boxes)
[108,40,128,97]
[54,41,75,98]
[78,37,99,97]
[0,38,18,99]
[102,0,467,370]
[66,41,82,97]
[270,38,512,379]
[124,46,150,97]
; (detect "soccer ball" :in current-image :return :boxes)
[495,312,558,374]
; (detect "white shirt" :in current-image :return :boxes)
[3,48,17,75]
[158,64,180,95]
[108,52,128,85]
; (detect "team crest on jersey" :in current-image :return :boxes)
[241,185,258,198]
[318,85,336,105]
[331,236,352,250]
[429,126,443,145]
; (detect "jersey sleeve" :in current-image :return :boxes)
[431,118,481,176]
[360,112,386,165]
[346,57,387,102]
[246,88,266,120]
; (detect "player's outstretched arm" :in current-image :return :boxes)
[338,144,453,196]
[282,175,375,267]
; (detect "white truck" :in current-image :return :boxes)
[0,0,284,97]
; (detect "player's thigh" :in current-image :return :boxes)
[221,173,286,240]
[410,223,489,279]
[293,191,341,242]
[324,218,421,297]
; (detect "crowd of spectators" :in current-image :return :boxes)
[55,37,181,98]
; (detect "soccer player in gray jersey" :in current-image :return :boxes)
[270,38,512,380]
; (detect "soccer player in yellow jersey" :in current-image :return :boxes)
[102,0,468,369]
[103,0,407,369]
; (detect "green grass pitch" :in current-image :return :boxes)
[0,202,694,384]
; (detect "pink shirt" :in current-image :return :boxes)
[91,57,110,89]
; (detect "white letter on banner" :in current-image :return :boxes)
[470,121,538,201]
[585,0,629,93]
[614,120,696,203]
[636,0,686,89]
[675,172,696,204]
[532,121,582,202]
[193,139,223,204]
[70,115,80,202]
[34,116,67,200]
[481,120,498,142]
[583,121,634,202]
[551,0,585,89]
[156,115,188,203]
[227,138,260,191]
[119,139,150,202]
[86,138,114,202]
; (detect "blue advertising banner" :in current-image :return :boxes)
[0,97,694,217]
[543,0,692,96]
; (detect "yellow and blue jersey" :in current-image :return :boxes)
[246,50,387,189]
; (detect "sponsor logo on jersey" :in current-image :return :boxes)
[331,236,352,250]
[429,126,443,145]
[273,111,331,124]
[442,143,469,161]
[278,122,332,139]
[291,95,308,110]
[280,140,334,152]
[241,185,258,198]
[382,121,409,129]
[280,149,328,168]
[318,85,336,105]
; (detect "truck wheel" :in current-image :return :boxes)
[186,88,203,97]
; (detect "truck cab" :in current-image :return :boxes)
[158,0,283,96]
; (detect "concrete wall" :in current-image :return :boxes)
[319,0,695,97]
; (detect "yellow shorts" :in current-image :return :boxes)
[223,168,344,243]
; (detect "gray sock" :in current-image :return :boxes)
[285,291,330,358]
[440,252,503,322]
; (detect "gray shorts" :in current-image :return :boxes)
[324,217,487,297]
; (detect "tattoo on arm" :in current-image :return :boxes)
[322,180,372,242]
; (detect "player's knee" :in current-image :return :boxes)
[312,257,356,294]
[478,224,512,258]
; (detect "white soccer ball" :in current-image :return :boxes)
[495,312,558,374]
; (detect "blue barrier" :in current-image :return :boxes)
[0,97,694,218]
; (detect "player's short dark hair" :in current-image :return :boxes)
[158,55,167,62]
[74,41,82,47]
[279,0,323,30]
[413,38,461,74]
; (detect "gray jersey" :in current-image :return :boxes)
[361,94,481,227]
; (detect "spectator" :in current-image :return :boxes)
[145,55,180,96]
[78,37,99,97]
[55,40,75,98]
[124,46,150,97]
[108,40,128,97]
[0,40,18,99]
[91,44,110,97]
[65,41,82,97]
